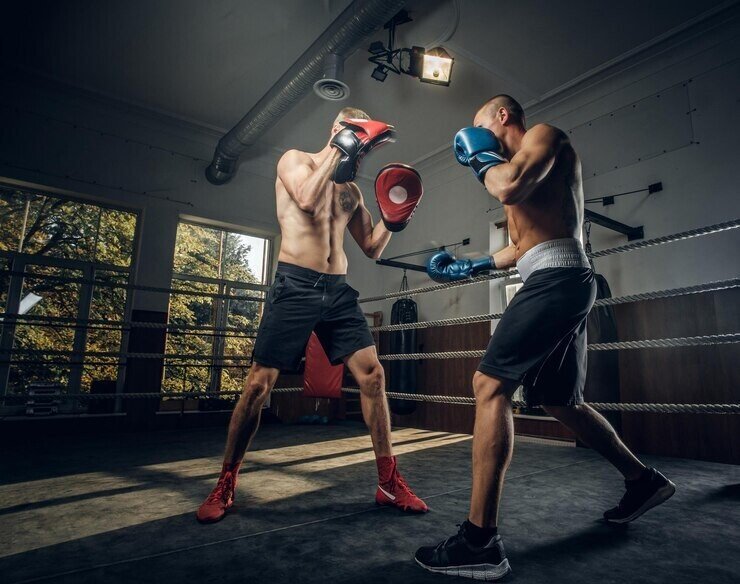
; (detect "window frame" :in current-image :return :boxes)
[170,218,275,286]
[0,179,141,407]
[166,218,275,396]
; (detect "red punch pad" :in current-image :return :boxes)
[303,332,344,398]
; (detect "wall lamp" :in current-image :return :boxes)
[368,10,454,87]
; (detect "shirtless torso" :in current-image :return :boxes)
[503,128,584,259]
[472,120,584,268]
[196,118,430,527]
[276,146,389,273]
[415,103,670,579]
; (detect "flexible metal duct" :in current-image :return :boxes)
[206,0,407,185]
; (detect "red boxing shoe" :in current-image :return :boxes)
[196,461,241,524]
[375,456,429,513]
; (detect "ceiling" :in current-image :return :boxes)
[1,0,730,169]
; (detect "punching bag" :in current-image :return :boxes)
[584,273,622,431]
[388,298,418,415]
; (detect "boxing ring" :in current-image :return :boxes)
[0,218,738,584]
[3,217,737,415]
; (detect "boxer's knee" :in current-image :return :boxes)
[358,362,385,400]
[473,371,512,405]
[240,365,276,407]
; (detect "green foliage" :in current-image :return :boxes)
[2,188,266,405]
[0,188,134,266]
[1,187,136,400]
[164,222,267,395]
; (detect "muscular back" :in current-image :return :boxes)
[276,150,359,274]
[505,128,584,258]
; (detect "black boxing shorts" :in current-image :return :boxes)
[252,262,376,372]
[477,239,596,406]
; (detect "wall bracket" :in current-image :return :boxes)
[584,209,644,241]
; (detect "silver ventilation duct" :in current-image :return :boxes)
[206,0,407,185]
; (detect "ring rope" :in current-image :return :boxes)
[0,313,259,335]
[340,388,740,414]
[3,333,737,363]
[0,270,268,302]
[5,387,737,414]
[1,349,253,361]
[588,333,740,350]
[360,218,740,303]
[375,333,740,361]
[2,388,295,400]
[3,279,734,338]
[369,278,740,332]
[0,360,249,369]
[588,218,740,258]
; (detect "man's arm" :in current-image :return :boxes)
[492,243,517,269]
[484,124,566,205]
[347,188,392,259]
[426,243,515,283]
[277,149,340,216]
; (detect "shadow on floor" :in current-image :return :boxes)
[1,424,738,584]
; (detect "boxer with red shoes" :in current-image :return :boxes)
[196,108,427,524]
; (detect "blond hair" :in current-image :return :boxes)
[334,107,370,125]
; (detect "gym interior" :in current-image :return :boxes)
[1,1,738,583]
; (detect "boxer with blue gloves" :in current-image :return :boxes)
[416,95,674,581]
[453,126,507,183]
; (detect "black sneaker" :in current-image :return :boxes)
[414,523,511,581]
[604,467,676,524]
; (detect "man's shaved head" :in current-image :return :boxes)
[478,94,525,126]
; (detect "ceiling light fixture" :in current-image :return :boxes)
[367,10,454,87]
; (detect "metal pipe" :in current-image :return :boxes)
[205,0,406,185]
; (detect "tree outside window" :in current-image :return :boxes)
[165,221,270,400]
[0,186,137,402]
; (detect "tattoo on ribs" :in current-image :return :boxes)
[339,190,355,212]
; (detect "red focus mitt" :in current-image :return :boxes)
[375,163,423,232]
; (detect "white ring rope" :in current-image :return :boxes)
[588,218,740,258]
[0,349,253,361]
[4,333,738,363]
[374,333,739,361]
[369,278,740,332]
[359,218,740,304]
[0,313,258,335]
[7,387,737,414]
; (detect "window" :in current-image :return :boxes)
[0,188,136,266]
[504,282,523,305]
[164,221,271,398]
[0,184,138,409]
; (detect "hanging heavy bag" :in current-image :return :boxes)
[388,297,418,415]
[583,223,622,432]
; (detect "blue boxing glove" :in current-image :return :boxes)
[453,127,507,183]
[426,250,497,283]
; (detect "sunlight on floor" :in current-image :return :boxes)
[0,428,470,555]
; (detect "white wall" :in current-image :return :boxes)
[1,11,738,326]
[357,12,740,322]
[0,70,416,317]
[0,72,282,312]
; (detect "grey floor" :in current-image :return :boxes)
[1,422,739,584]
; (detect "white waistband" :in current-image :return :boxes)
[516,238,590,282]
